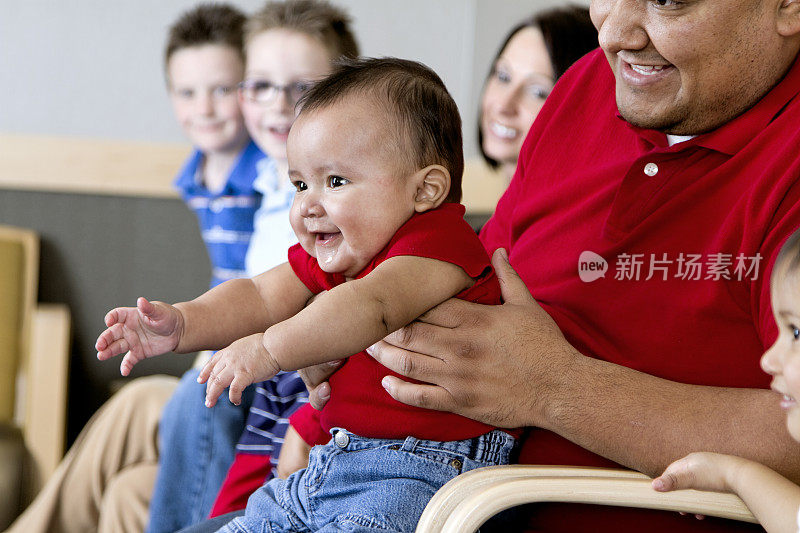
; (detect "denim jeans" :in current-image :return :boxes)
[219,428,516,533]
[146,368,254,533]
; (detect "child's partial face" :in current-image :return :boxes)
[240,29,332,164]
[761,266,800,441]
[167,44,247,154]
[287,98,420,278]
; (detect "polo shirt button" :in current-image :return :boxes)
[644,162,659,177]
[334,430,349,448]
[210,199,223,213]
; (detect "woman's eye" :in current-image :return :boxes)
[792,325,800,340]
[293,180,307,192]
[652,0,680,6]
[525,85,550,100]
[174,88,194,99]
[328,176,348,188]
[494,68,511,84]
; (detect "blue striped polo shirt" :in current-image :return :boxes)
[174,140,263,288]
[237,155,313,474]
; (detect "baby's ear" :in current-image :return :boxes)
[413,165,451,213]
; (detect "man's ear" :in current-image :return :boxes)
[778,0,800,36]
[413,165,451,213]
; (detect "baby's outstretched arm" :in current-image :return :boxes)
[98,263,313,377]
[198,255,474,407]
[96,297,182,376]
[653,452,800,532]
[268,256,473,370]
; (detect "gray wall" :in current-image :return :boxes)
[0,191,210,442]
[1,1,586,441]
[0,0,575,157]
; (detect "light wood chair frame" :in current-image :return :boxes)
[0,225,72,497]
[416,465,756,533]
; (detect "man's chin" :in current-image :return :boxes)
[617,105,683,133]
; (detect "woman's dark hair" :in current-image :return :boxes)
[479,5,598,169]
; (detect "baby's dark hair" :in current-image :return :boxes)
[297,57,464,203]
[164,3,246,67]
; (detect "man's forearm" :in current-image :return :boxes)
[541,353,800,481]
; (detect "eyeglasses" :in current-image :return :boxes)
[238,80,313,105]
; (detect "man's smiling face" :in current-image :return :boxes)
[590,0,795,135]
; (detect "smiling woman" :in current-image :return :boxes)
[478,7,598,183]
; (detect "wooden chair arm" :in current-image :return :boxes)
[21,303,71,497]
[416,465,756,533]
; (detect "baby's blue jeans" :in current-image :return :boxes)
[220,428,515,533]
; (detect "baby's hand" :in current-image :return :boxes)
[96,297,182,376]
[198,333,281,407]
[652,451,743,494]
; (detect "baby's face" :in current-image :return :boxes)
[762,268,800,441]
[240,29,332,164]
[287,98,419,278]
[167,44,247,155]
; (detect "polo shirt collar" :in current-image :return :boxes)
[618,51,800,155]
[173,149,204,193]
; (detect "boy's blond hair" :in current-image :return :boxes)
[245,0,359,60]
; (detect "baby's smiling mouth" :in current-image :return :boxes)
[313,231,341,244]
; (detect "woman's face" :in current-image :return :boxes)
[481,26,555,169]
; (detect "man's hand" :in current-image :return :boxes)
[198,333,281,407]
[368,248,580,429]
[276,426,312,479]
[297,359,345,410]
[96,297,183,376]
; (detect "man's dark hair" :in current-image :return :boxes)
[164,3,246,67]
[298,57,464,203]
[479,5,598,169]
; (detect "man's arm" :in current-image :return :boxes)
[369,249,800,481]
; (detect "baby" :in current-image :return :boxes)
[653,227,800,532]
[97,57,516,532]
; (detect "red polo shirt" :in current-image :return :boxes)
[479,48,800,532]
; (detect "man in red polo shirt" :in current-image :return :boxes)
[305,0,800,531]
